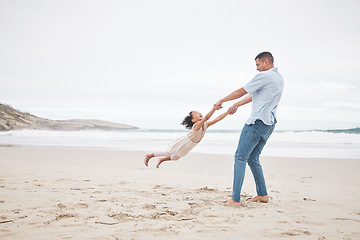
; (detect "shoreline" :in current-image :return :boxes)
[1,128,359,159]
[1,144,359,160]
[1,147,359,239]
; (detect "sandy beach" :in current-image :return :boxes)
[0,147,359,239]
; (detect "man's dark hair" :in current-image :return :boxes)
[255,52,274,64]
[181,111,194,130]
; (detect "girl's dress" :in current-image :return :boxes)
[167,123,208,158]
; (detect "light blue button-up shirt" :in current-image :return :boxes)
[243,67,284,125]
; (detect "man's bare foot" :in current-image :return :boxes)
[144,153,154,167]
[248,195,269,203]
[225,199,241,206]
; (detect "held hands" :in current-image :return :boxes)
[213,100,223,110]
[212,104,220,111]
[213,100,237,114]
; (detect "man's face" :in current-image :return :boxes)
[255,58,267,72]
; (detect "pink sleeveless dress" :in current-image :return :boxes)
[167,123,208,158]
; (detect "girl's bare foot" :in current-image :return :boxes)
[156,159,165,168]
[225,199,241,206]
[248,195,269,203]
[156,156,171,168]
[144,153,154,167]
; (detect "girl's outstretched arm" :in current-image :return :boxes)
[193,108,216,131]
[206,111,229,128]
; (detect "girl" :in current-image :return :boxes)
[144,106,229,168]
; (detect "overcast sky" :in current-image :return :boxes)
[1,0,359,130]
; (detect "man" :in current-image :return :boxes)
[214,52,284,206]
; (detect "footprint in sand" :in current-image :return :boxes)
[333,217,360,223]
[188,202,198,207]
[0,219,13,224]
[12,209,21,214]
[76,203,88,208]
[281,230,311,236]
[183,196,193,201]
[150,210,178,219]
[55,213,77,221]
[57,203,67,209]
[143,204,156,209]
[197,187,217,192]
[108,212,135,221]
[303,197,316,201]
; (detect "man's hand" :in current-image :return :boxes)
[228,105,238,115]
[214,101,223,110]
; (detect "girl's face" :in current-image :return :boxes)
[191,111,203,123]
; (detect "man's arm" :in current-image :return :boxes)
[214,87,248,109]
[228,95,252,114]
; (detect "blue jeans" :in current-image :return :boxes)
[232,120,275,202]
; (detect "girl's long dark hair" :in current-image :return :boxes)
[181,111,194,130]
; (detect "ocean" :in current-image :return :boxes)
[0,128,359,159]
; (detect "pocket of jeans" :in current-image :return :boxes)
[251,127,263,142]
[251,122,274,142]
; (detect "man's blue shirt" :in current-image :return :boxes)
[243,67,284,125]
